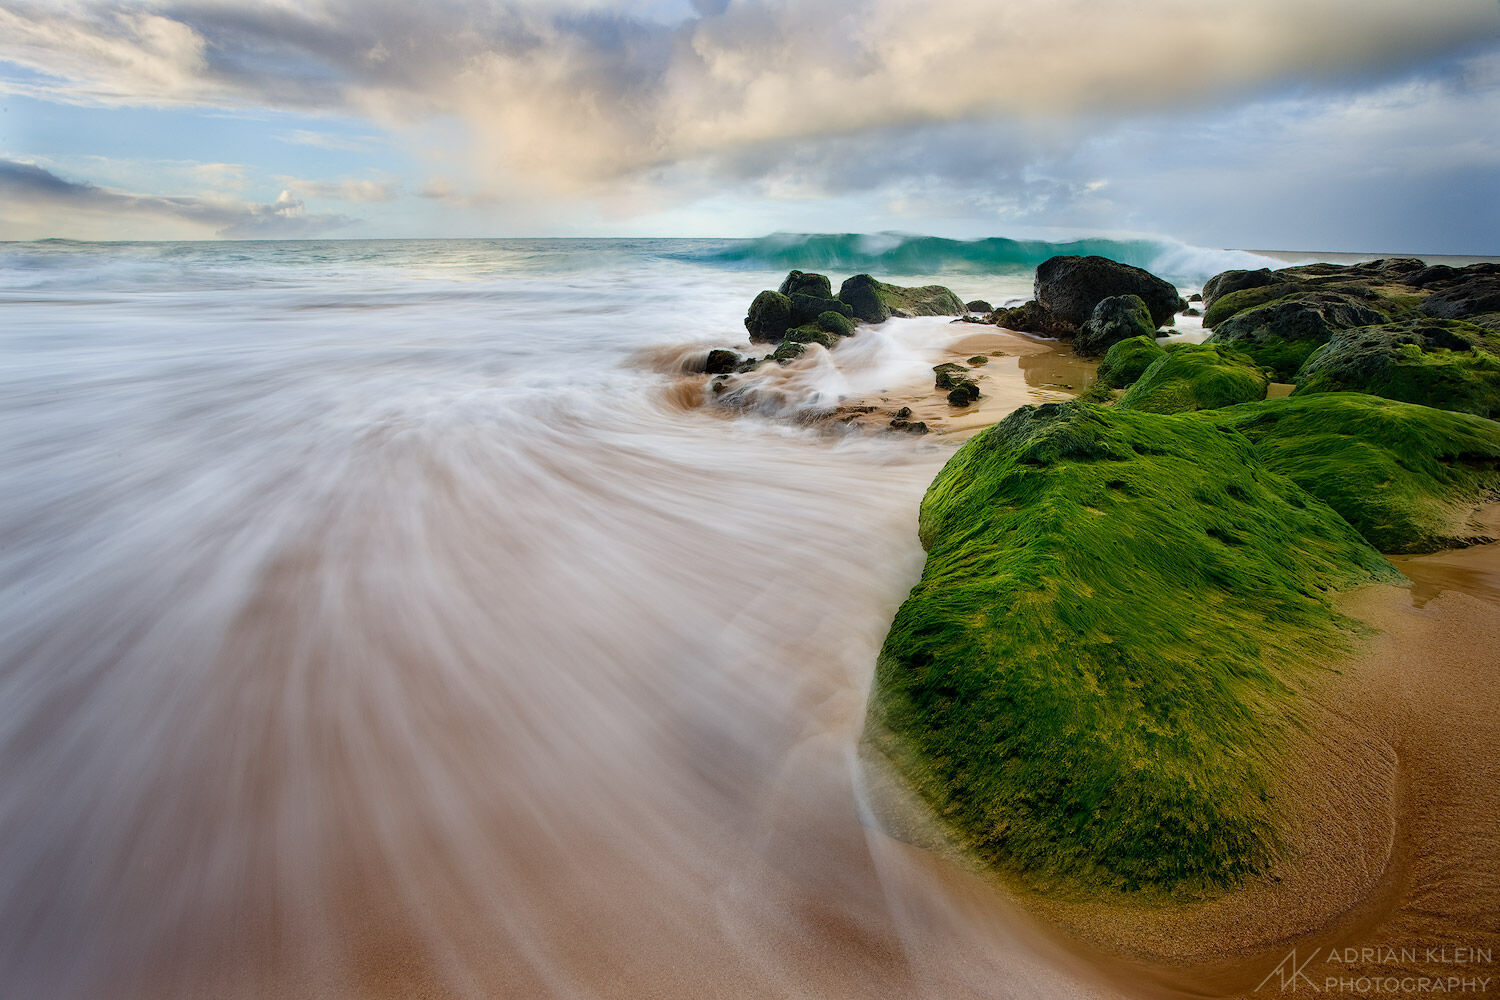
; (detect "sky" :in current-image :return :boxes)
[1,0,1499,251]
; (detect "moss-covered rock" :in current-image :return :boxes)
[1034,255,1181,328]
[1116,343,1269,414]
[933,362,968,390]
[771,341,807,364]
[1294,318,1500,418]
[1201,282,1300,328]
[782,324,839,349]
[816,310,857,338]
[778,269,833,299]
[789,291,853,326]
[1075,294,1157,358]
[1206,291,1393,380]
[838,274,966,323]
[946,379,980,406]
[704,349,740,374]
[1095,335,1167,389]
[1205,394,1500,553]
[966,299,994,313]
[1200,267,1280,316]
[745,290,794,344]
[868,401,1397,892]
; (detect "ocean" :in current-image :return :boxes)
[0,234,1276,999]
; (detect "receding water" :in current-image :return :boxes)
[0,238,1223,999]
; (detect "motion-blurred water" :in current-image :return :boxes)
[0,238,1211,999]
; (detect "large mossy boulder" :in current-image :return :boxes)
[745,290,794,344]
[1207,291,1392,380]
[1293,318,1500,418]
[1205,394,1500,553]
[789,291,853,326]
[1201,268,1280,314]
[838,274,966,323]
[1095,335,1167,389]
[1074,294,1157,358]
[1034,255,1182,328]
[778,269,833,299]
[1116,343,1269,414]
[816,310,856,338]
[868,401,1397,891]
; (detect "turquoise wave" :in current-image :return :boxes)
[679,232,1276,286]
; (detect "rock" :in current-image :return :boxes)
[838,274,966,323]
[704,349,740,374]
[1200,268,1278,314]
[778,270,833,298]
[1293,318,1500,418]
[783,325,839,349]
[771,341,807,364]
[1188,293,1203,303]
[1204,394,1500,554]
[1095,335,1167,389]
[933,362,969,390]
[966,299,993,313]
[1074,294,1158,358]
[1116,343,1269,414]
[990,300,1077,338]
[745,290,794,343]
[789,291,854,325]
[967,355,989,366]
[889,418,929,434]
[871,400,1397,891]
[1207,291,1392,380]
[894,406,913,419]
[946,379,981,406]
[816,310,857,338]
[1183,307,1201,317]
[1420,273,1500,324]
[1033,255,1181,328]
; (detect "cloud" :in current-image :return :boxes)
[275,174,398,202]
[276,129,378,152]
[2,0,1497,192]
[0,159,355,238]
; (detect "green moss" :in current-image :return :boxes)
[869,402,1397,893]
[1203,283,1296,328]
[1095,335,1165,388]
[782,324,839,349]
[1205,394,1500,553]
[1295,321,1500,419]
[1117,343,1269,414]
[816,310,857,338]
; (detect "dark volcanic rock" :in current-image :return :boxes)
[1208,291,1392,380]
[838,274,893,323]
[778,270,833,298]
[789,292,853,325]
[1033,255,1181,328]
[933,362,968,390]
[991,300,1077,338]
[1074,294,1157,358]
[745,290,794,343]
[1200,268,1279,314]
[704,349,740,374]
[966,299,993,313]
[946,379,981,406]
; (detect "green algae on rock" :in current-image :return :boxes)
[838,274,966,323]
[1293,318,1500,419]
[1094,335,1167,389]
[1074,294,1157,358]
[867,401,1399,893]
[1204,394,1500,554]
[1116,343,1269,414]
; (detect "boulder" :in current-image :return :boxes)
[838,274,966,323]
[745,290,794,344]
[816,310,857,338]
[1294,319,1500,418]
[783,325,839,349]
[1095,335,1167,389]
[1033,255,1181,328]
[789,291,853,325]
[1074,294,1157,358]
[933,362,969,390]
[1207,291,1392,380]
[947,379,981,406]
[1117,343,1269,414]
[1200,268,1278,314]
[778,270,833,298]
[966,299,994,313]
[990,300,1077,338]
[704,349,740,375]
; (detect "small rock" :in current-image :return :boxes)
[967,355,989,366]
[704,349,740,374]
[966,299,993,313]
[1188,293,1203,303]
[894,406,912,418]
[933,362,968,390]
[947,380,981,406]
